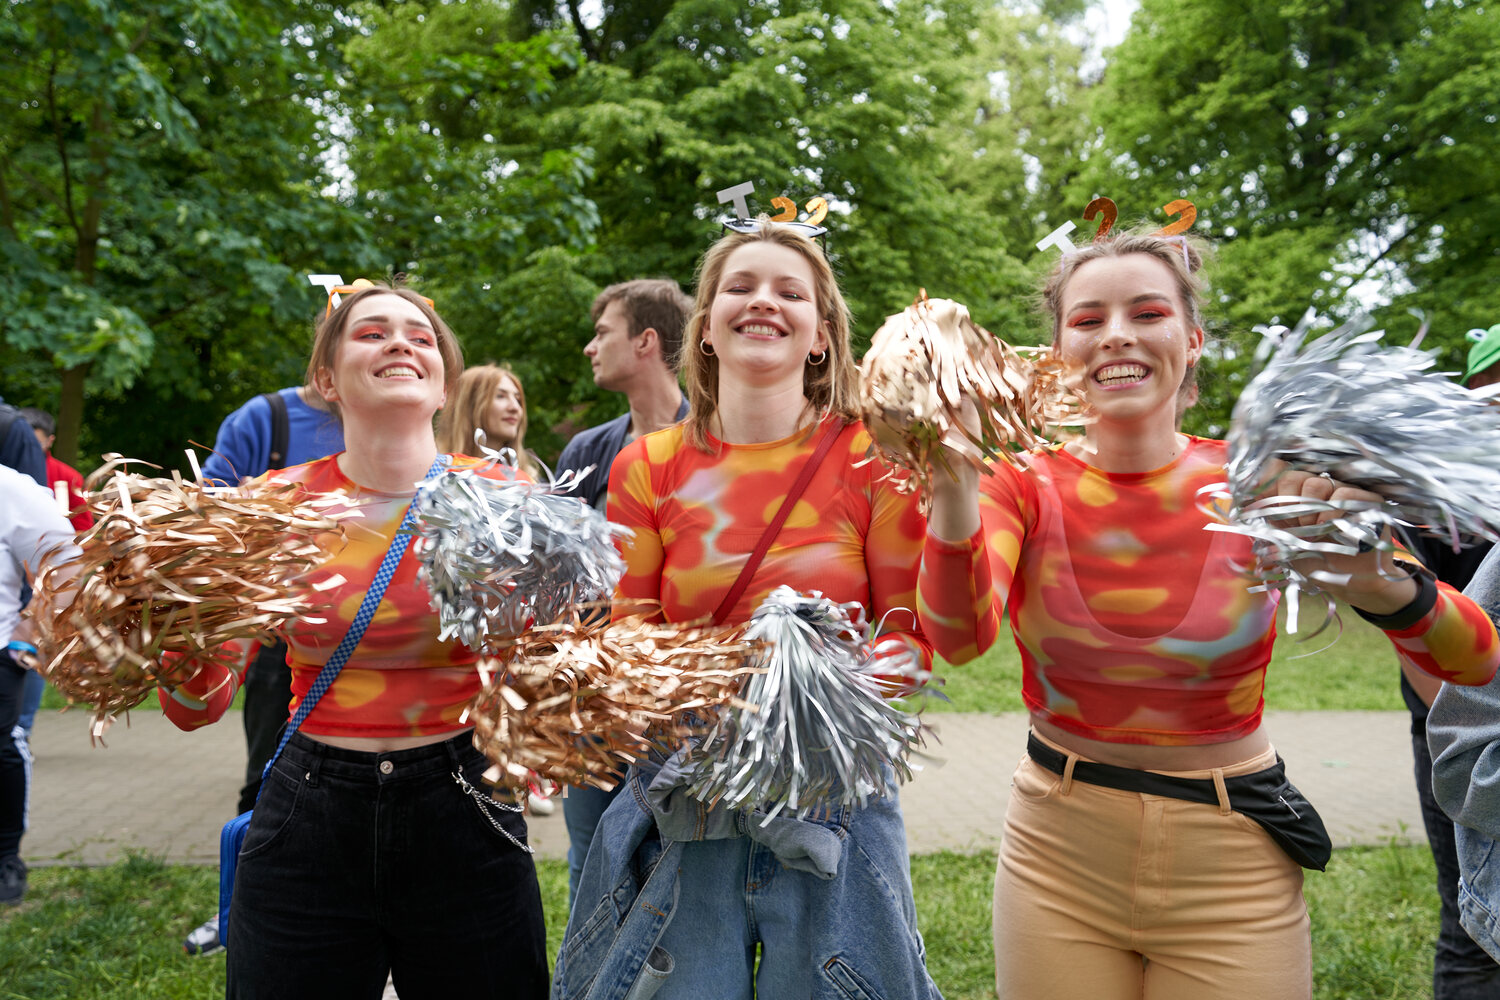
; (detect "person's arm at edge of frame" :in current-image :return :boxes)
[1429,546,1500,835]
[12,482,82,652]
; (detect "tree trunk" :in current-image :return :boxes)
[55,362,90,470]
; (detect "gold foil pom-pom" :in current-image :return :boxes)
[859,292,1083,510]
[27,455,351,733]
[466,608,760,792]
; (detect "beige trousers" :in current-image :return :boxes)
[993,731,1312,1000]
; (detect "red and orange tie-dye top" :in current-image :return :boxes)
[608,415,939,672]
[159,453,514,738]
[918,437,1500,746]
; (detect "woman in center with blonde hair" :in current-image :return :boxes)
[552,219,947,999]
[437,363,540,478]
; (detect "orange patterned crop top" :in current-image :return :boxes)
[918,437,1500,746]
[607,415,938,672]
[160,453,518,738]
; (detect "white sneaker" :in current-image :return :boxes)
[527,790,555,816]
[183,913,223,956]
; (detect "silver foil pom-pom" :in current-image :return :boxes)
[411,453,628,651]
[684,586,929,823]
[1205,312,1500,630]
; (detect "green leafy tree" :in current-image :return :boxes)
[345,0,1060,462]
[0,0,379,469]
[1073,0,1500,434]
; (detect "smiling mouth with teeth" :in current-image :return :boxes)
[738,323,786,337]
[1095,365,1148,386]
[378,367,420,379]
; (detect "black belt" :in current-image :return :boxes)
[1024,733,1332,871]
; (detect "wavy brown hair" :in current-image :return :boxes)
[436,363,539,477]
[681,220,858,452]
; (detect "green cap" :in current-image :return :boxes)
[1466,324,1500,383]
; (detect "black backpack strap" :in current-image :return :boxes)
[262,391,290,469]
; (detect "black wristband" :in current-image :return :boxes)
[1353,563,1438,631]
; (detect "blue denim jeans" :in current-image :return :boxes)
[1411,724,1500,998]
[17,668,42,734]
[0,652,27,858]
[563,781,624,907]
[556,759,941,1000]
[225,730,547,1000]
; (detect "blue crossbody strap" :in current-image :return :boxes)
[259,455,447,786]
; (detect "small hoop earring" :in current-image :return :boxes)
[699,339,715,357]
[808,350,827,366]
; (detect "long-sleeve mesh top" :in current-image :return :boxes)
[607,415,942,673]
[918,437,1500,746]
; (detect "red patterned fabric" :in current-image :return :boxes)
[160,453,519,737]
[608,415,938,678]
[919,438,1500,746]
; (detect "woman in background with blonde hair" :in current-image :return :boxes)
[437,363,540,478]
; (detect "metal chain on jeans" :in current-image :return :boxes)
[453,770,534,854]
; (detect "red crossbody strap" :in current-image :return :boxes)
[712,418,849,625]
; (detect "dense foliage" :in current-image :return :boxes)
[1,0,1491,467]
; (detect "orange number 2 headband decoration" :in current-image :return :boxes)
[1035,199,1197,268]
[715,181,830,237]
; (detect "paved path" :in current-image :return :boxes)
[23,708,1424,867]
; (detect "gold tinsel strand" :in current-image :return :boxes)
[27,454,353,737]
[859,292,1084,510]
[466,608,761,792]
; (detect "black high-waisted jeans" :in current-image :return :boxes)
[225,729,548,1000]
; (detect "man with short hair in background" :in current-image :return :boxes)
[19,408,91,532]
[554,279,692,907]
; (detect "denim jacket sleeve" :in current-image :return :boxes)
[1429,546,1500,836]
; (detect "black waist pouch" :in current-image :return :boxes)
[1025,734,1333,871]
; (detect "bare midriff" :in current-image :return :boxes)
[1033,716,1272,771]
[312,728,472,754]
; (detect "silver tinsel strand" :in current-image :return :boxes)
[683,586,930,823]
[1205,312,1500,631]
[412,452,628,652]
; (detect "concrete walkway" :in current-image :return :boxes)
[23,708,1424,867]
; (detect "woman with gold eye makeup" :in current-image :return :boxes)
[918,227,1500,1000]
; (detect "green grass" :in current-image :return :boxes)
[927,593,1406,715]
[0,845,1445,999]
[38,682,244,714]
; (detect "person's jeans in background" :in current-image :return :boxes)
[0,652,29,858]
[1411,726,1500,998]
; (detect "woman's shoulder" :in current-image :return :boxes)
[262,453,343,489]
[623,423,690,466]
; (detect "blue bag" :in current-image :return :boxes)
[219,811,253,931]
[217,456,444,937]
